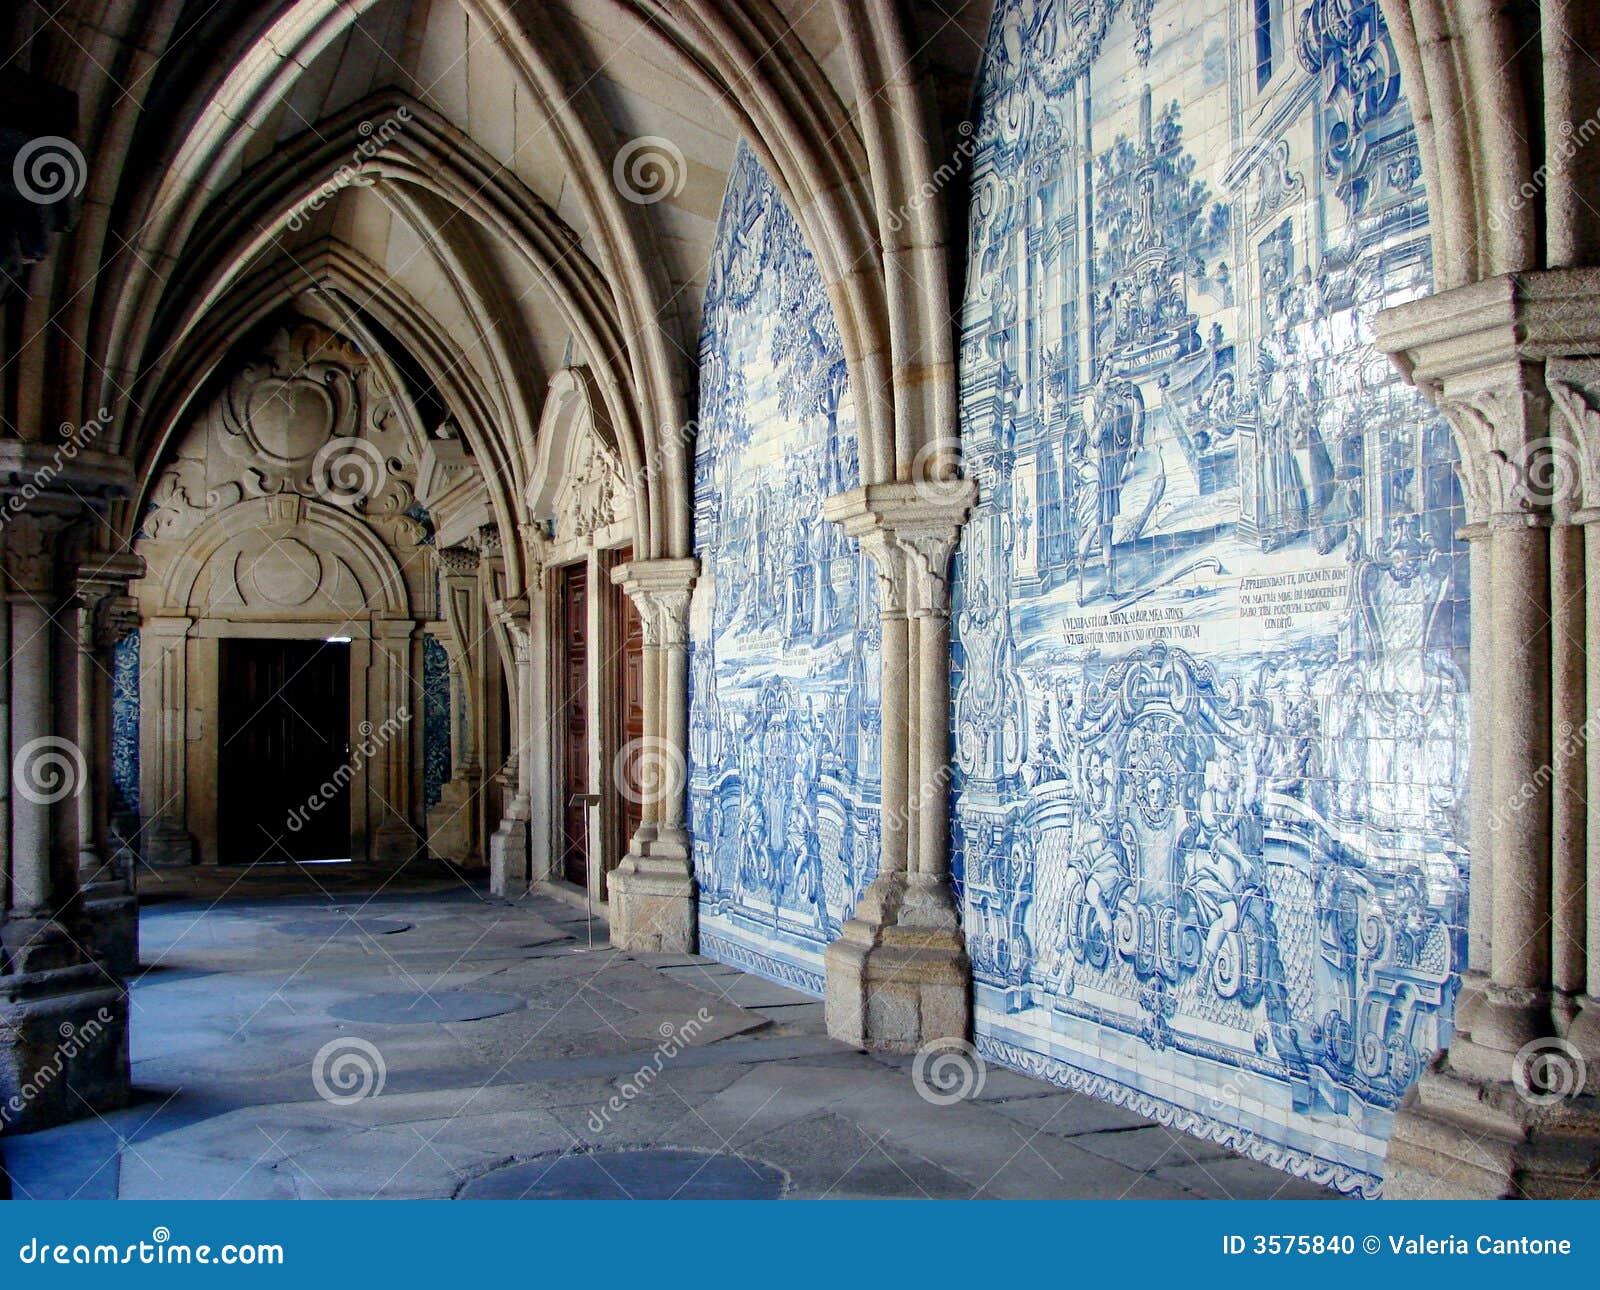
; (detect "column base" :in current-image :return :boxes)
[823,872,971,1051]
[1445,974,1555,1082]
[0,962,130,1133]
[142,819,194,867]
[1567,995,1600,1070]
[427,773,482,868]
[81,884,140,976]
[607,847,695,953]
[1383,1052,1600,1198]
[371,821,423,865]
[488,814,530,897]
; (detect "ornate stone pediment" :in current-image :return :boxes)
[218,324,363,483]
[552,430,625,540]
[155,495,411,620]
[525,366,632,547]
[143,319,420,545]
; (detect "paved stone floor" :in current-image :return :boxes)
[4,871,1340,1200]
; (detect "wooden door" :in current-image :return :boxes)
[613,549,646,866]
[219,638,351,863]
[557,563,590,887]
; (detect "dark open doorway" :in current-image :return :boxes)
[219,638,352,863]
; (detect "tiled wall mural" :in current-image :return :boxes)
[950,0,1468,1195]
[689,144,881,994]
[112,631,140,816]
[423,634,450,812]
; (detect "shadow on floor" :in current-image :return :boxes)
[5,878,1343,1201]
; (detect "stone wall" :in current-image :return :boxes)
[948,0,1468,1195]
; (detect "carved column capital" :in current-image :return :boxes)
[855,528,908,618]
[2,509,74,596]
[1432,385,1554,526]
[1545,358,1600,523]
[489,598,532,666]
[822,480,977,618]
[1374,267,1600,526]
[609,557,698,648]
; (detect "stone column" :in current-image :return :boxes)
[1375,269,1600,1198]
[6,515,67,924]
[72,552,143,974]
[427,545,484,868]
[476,527,512,854]
[607,557,697,952]
[487,597,534,896]
[821,481,975,1050]
[137,615,195,866]
[368,620,422,863]
[0,509,130,1131]
[1548,354,1600,1072]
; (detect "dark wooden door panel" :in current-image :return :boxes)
[558,564,590,887]
[616,550,645,861]
[219,639,351,863]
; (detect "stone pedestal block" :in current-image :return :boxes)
[372,821,422,865]
[824,919,971,1051]
[142,820,195,867]
[81,885,139,976]
[1384,1056,1600,1199]
[488,816,530,897]
[427,773,481,868]
[0,965,129,1134]
[606,851,695,953]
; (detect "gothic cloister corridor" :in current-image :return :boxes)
[4,873,1337,1200]
[4,0,1600,1218]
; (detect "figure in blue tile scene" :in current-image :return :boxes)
[1077,374,1146,600]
